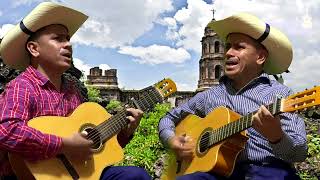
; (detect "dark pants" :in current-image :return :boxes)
[0,176,17,180]
[177,161,300,180]
[2,166,151,180]
[100,166,151,180]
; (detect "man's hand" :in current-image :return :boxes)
[168,135,195,160]
[60,132,94,160]
[121,108,144,137]
[252,105,284,143]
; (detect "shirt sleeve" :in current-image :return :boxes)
[269,112,307,162]
[268,88,308,162]
[0,80,62,161]
[158,91,207,146]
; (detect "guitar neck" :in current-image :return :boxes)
[208,97,283,146]
[93,86,164,142]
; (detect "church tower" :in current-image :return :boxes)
[197,11,225,91]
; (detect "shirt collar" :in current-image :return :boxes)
[220,73,271,94]
[25,66,50,86]
[219,73,271,84]
[25,66,72,91]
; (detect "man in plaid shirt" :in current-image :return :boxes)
[0,2,150,180]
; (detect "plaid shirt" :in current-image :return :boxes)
[0,66,82,176]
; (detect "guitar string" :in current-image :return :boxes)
[198,115,252,148]
[198,103,276,148]
[85,92,150,144]
[86,92,154,144]
[94,89,163,143]
[86,93,152,145]
[86,82,171,147]
[86,87,164,146]
[197,104,275,149]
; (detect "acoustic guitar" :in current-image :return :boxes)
[9,78,177,180]
[162,86,320,179]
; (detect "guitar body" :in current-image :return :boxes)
[162,107,248,179]
[9,102,123,180]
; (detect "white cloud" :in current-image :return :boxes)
[118,45,191,65]
[0,24,15,38]
[99,64,111,75]
[73,58,92,77]
[176,82,197,91]
[73,58,111,76]
[62,0,173,48]
[211,0,320,92]
[160,0,213,53]
[284,51,320,92]
[11,0,42,7]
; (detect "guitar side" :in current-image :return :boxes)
[9,102,123,180]
[162,107,248,179]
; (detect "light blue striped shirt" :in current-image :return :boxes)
[159,73,307,163]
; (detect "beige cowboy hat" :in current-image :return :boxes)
[207,12,292,75]
[0,2,88,70]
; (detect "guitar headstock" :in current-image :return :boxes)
[154,78,177,98]
[281,86,320,113]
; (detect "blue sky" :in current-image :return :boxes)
[0,0,319,92]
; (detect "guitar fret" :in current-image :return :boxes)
[219,127,223,141]
[137,99,147,111]
[241,117,244,131]
[210,130,215,145]
[226,124,230,138]
[232,121,236,135]
[140,95,151,111]
[98,81,175,142]
[145,91,156,108]
[216,129,220,142]
[150,88,162,103]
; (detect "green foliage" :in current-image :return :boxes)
[117,103,171,178]
[87,86,101,103]
[106,100,122,112]
[112,102,319,179]
[296,118,320,179]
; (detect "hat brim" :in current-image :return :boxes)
[0,2,88,70]
[207,13,292,75]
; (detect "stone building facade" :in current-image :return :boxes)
[86,16,225,107]
[197,26,225,91]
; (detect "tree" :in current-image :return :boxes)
[87,86,101,103]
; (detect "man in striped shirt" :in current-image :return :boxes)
[159,13,307,179]
[0,2,150,180]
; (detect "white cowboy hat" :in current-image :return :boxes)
[207,12,292,75]
[0,2,88,70]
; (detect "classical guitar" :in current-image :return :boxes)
[162,86,320,179]
[9,78,176,180]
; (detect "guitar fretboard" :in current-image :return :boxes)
[93,86,163,142]
[207,97,282,147]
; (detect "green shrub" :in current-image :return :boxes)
[117,103,171,178]
[106,99,122,112]
[296,118,320,179]
[87,86,101,103]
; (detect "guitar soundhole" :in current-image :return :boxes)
[83,127,102,151]
[199,131,210,153]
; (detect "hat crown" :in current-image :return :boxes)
[207,12,292,75]
[0,2,88,70]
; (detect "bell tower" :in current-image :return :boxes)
[197,10,225,91]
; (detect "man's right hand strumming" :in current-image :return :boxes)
[168,135,195,160]
[60,132,94,161]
